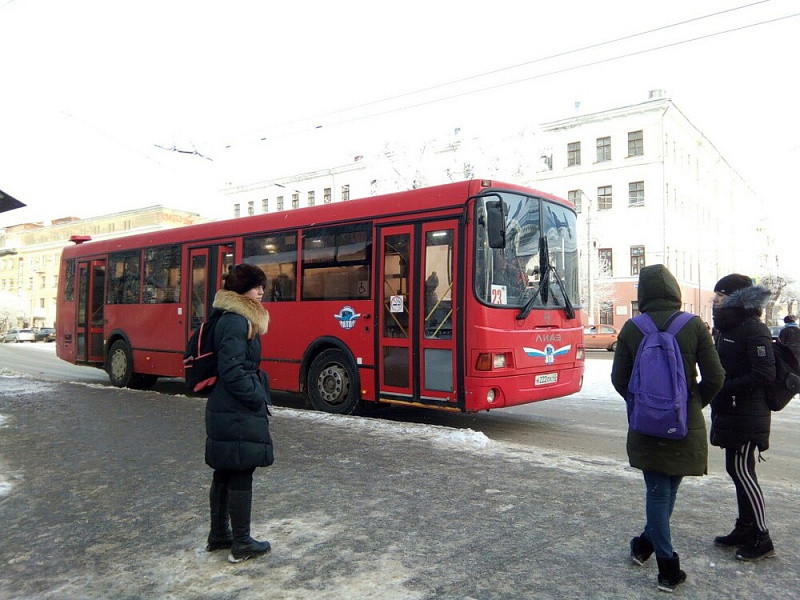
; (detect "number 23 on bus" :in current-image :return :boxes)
[55,179,585,414]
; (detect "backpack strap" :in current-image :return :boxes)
[630,313,657,335]
[665,311,694,336]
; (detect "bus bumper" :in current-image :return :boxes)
[464,365,584,411]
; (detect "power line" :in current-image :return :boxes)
[302,0,777,125]
[214,1,789,147]
[332,12,800,128]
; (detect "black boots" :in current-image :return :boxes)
[736,529,776,561]
[206,478,232,551]
[656,553,686,593]
[228,489,271,563]
[630,534,654,566]
[714,519,755,548]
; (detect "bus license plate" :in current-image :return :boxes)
[535,373,558,385]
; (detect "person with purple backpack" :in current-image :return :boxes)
[612,264,724,592]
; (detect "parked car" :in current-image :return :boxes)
[583,324,618,351]
[35,327,56,342]
[3,328,36,343]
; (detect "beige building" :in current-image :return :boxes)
[0,206,208,332]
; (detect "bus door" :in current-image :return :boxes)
[76,259,106,364]
[420,221,458,406]
[378,221,459,408]
[187,244,235,334]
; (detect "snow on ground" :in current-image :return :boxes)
[3,357,799,499]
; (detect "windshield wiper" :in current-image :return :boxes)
[517,238,549,320]
[516,237,576,321]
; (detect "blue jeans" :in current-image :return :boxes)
[642,471,683,559]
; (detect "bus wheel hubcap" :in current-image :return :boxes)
[111,351,126,378]
[319,365,348,404]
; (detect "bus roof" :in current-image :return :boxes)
[61,179,568,257]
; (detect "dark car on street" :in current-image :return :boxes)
[35,328,56,342]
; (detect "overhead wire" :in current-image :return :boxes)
[208,1,795,148]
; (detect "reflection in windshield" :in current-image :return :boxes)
[474,192,579,309]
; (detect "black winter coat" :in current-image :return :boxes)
[710,286,775,451]
[205,289,274,471]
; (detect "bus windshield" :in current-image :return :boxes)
[474,192,579,310]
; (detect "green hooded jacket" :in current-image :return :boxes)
[611,264,724,476]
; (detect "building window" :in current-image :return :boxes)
[568,190,581,213]
[342,184,350,201]
[567,141,581,166]
[308,191,315,207]
[247,200,254,216]
[599,303,613,325]
[597,186,612,210]
[292,193,299,209]
[631,246,645,275]
[262,198,269,213]
[629,181,645,207]
[324,188,332,204]
[628,130,643,156]
[598,248,613,277]
[596,136,611,162]
[233,204,240,218]
[277,196,284,211]
[631,300,640,317]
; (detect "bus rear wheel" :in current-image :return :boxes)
[107,340,134,387]
[307,349,360,415]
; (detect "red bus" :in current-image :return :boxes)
[56,179,584,413]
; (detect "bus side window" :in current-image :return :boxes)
[243,233,298,302]
[143,244,181,304]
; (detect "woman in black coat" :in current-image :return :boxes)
[204,263,273,563]
[711,274,776,562]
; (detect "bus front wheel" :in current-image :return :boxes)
[307,349,361,415]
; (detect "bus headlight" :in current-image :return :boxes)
[487,389,496,404]
[576,347,585,360]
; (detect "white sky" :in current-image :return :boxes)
[1,0,799,240]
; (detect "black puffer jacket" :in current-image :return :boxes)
[205,289,273,471]
[710,285,775,451]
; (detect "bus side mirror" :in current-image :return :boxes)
[485,200,506,249]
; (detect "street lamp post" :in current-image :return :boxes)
[579,189,593,325]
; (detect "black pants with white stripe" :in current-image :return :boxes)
[725,442,767,533]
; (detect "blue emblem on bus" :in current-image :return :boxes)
[523,344,571,365]
[334,306,361,330]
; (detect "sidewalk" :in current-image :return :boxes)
[1,377,798,599]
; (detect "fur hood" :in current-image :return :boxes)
[212,289,270,339]
[713,284,771,333]
[720,285,771,312]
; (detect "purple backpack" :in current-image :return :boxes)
[627,311,694,439]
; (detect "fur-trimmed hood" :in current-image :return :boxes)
[212,289,269,339]
[713,285,771,333]
[720,285,771,312]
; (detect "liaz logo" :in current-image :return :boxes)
[334,306,361,330]
[523,344,571,365]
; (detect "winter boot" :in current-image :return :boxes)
[630,534,654,566]
[714,519,755,548]
[228,489,271,563]
[736,529,775,561]
[656,553,686,593]
[206,478,232,551]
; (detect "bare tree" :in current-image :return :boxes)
[0,291,29,332]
